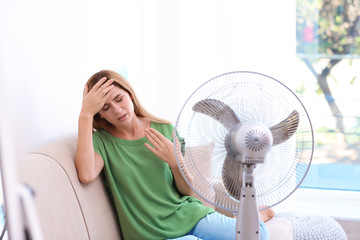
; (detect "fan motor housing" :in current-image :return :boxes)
[226,121,273,164]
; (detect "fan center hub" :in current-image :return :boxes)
[245,129,268,152]
[226,121,273,164]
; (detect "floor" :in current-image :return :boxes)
[336,219,360,240]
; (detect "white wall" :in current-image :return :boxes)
[0,0,295,156]
[0,0,144,154]
[179,0,297,101]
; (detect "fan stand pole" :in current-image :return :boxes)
[235,165,260,240]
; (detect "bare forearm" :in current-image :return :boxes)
[75,113,101,183]
[170,166,193,196]
[76,79,111,183]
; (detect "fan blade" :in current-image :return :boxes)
[192,99,240,130]
[270,110,299,145]
[222,154,243,200]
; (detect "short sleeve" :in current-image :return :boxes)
[93,131,106,158]
[178,136,186,157]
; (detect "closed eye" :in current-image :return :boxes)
[103,104,109,111]
[114,94,123,102]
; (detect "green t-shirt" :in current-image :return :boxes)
[93,122,214,240]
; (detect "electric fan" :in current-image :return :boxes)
[174,71,313,240]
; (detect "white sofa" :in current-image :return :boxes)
[16,135,293,240]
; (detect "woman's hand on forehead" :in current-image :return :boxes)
[80,77,114,117]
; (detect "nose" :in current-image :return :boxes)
[110,102,121,114]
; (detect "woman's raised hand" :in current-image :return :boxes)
[145,128,193,195]
[144,128,181,169]
[81,77,114,117]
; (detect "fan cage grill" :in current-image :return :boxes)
[174,71,314,213]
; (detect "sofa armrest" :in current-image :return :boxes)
[17,135,122,240]
[17,153,90,240]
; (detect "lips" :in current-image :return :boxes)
[118,113,127,121]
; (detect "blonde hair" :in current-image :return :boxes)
[86,70,170,130]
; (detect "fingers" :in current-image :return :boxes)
[144,143,156,154]
[83,84,89,98]
[83,77,113,98]
[144,128,171,155]
[98,79,114,95]
[102,83,114,101]
[147,128,164,139]
[91,77,107,92]
[81,77,114,116]
[90,79,114,104]
[88,77,114,95]
[144,128,162,149]
[145,129,180,169]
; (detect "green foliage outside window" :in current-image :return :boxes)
[296,0,360,142]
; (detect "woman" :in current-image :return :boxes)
[75,70,271,240]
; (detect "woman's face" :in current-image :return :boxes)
[98,85,135,127]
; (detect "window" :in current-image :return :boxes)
[296,0,360,192]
